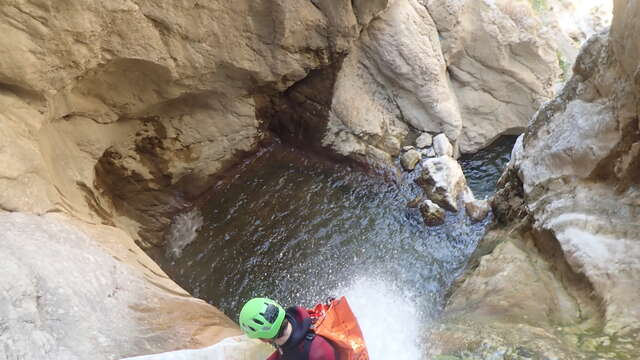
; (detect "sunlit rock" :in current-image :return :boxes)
[433,134,454,157]
[416,133,433,149]
[401,149,422,171]
[462,188,491,222]
[417,156,467,211]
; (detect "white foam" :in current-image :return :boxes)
[165,207,203,258]
[338,276,424,360]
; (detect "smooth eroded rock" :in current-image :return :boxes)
[400,149,422,171]
[432,134,454,157]
[416,132,433,148]
[0,213,238,359]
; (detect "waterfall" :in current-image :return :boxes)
[339,276,424,359]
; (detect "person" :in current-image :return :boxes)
[239,297,337,360]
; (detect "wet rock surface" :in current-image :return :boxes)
[419,199,446,226]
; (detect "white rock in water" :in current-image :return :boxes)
[401,150,422,171]
[418,156,467,211]
[416,133,433,148]
[462,187,491,222]
[433,134,454,157]
[419,147,436,158]
[419,199,445,226]
[403,146,415,152]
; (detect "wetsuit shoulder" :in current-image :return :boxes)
[308,335,337,360]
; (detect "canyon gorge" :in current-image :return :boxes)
[0,0,637,359]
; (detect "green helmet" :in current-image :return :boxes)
[239,298,286,339]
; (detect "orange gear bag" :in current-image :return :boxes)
[308,297,370,360]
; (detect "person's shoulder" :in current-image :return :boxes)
[286,306,311,320]
[266,350,281,360]
[309,335,336,360]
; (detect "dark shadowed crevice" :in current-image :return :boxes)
[257,56,346,152]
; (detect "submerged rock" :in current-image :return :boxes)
[419,199,445,226]
[400,149,422,171]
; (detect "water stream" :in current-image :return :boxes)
[159,137,517,359]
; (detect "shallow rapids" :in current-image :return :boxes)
[160,138,516,359]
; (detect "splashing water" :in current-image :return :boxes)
[158,140,516,359]
[339,276,423,359]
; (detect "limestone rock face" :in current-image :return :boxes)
[518,22,640,337]
[431,1,640,358]
[0,0,381,246]
[0,213,238,359]
[321,0,458,166]
[426,0,560,153]
[316,0,561,168]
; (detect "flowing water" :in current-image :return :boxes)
[160,137,517,359]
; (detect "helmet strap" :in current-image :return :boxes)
[275,319,289,340]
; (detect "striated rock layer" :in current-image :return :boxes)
[268,0,561,164]
[429,0,640,358]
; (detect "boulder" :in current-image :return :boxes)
[400,149,422,171]
[416,133,433,148]
[433,134,454,157]
[417,156,467,211]
[461,188,491,222]
[419,199,445,226]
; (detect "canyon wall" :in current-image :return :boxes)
[0,0,614,358]
[0,0,389,357]
[429,0,640,358]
